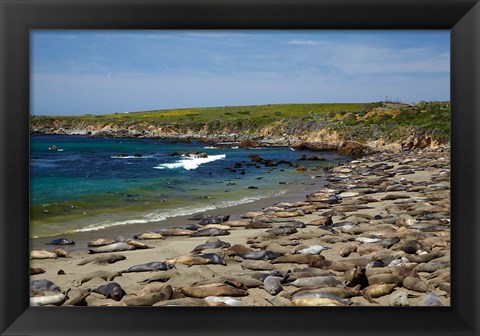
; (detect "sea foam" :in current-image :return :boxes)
[154,154,226,170]
[72,189,286,233]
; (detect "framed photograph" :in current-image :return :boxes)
[1,0,479,335]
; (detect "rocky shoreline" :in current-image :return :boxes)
[30,146,450,307]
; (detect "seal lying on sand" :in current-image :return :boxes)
[123,285,173,306]
[196,253,227,266]
[122,262,176,273]
[31,279,60,292]
[181,281,248,298]
[239,250,283,260]
[190,228,230,237]
[92,282,126,301]
[46,238,75,245]
[30,293,66,306]
[77,253,126,265]
[192,237,231,253]
[79,270,122,285]
[88,242,135,254]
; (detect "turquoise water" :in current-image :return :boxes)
[30,134,345,237]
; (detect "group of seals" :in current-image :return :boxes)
[30,146,450,306]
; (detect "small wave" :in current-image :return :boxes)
[204,146,218,149]
[72,190,286,233]
[111,155,154,159]
[153,154,226,171]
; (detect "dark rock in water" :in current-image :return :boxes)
[198,152,208,158]
[248,155,264,163]
[292,142,337,152]
[133,153,143,157]
[247,186,259,189]
[48,145,58,151]
[46,238,75,245]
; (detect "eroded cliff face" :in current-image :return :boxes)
[29,118,446,155]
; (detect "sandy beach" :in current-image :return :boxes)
[30,146,451,307]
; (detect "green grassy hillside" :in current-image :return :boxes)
[30,101,450,144]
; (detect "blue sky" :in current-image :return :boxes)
[31,30,450,115]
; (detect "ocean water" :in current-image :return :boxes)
[30,134,346,237]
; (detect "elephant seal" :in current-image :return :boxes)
[153,298,209,306]
[123,285,173,306]
[267,296,293,306]
[292,297,346,306]
[289,276,342,287]
[196,253,227,266]
[126,239,151,249]
[363,283,396,298]
[388,290,410,306]
[422,292,444,306]
[308,216,333,226]
[271,254,323,264]
[239,250,283,260]
[263,276,283,295]
[87,239,116,247]
[192,238,231,253]
[345,266,369,289]
[264,227,297,237]
[137,283,171,296]
[291,286,361,299]
[31,279,60,292]
[88,242,135,254]
[190,228,230,237]
[167,256,211,266]
[30,267,46,275]
[30,293,66,306]
[46,238,75,245]
[77,253,126,266]
[92,282,126,301]
[139,269,179,284]
[30,250,57,259]
[133,231,164,240]
[192,276,263,289]
[157,228,193,237]
[226,244,253,255]
[53,248,70,258]
[297,245,330,255]
[205,296,246,306]
[199,215,230,225]
[79,270,122,285]
[64,288,91,306]
[241,260,275,271]
[181,281,248,298]
[403,276,431,293]
[122,261,175,273]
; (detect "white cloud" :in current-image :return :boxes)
[287,40,325,46]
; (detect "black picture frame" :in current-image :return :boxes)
[1,0,479,335]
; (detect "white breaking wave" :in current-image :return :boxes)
[153,154,226,170]
[73,189,287,233]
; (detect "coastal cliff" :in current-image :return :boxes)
[30,101,450,154]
